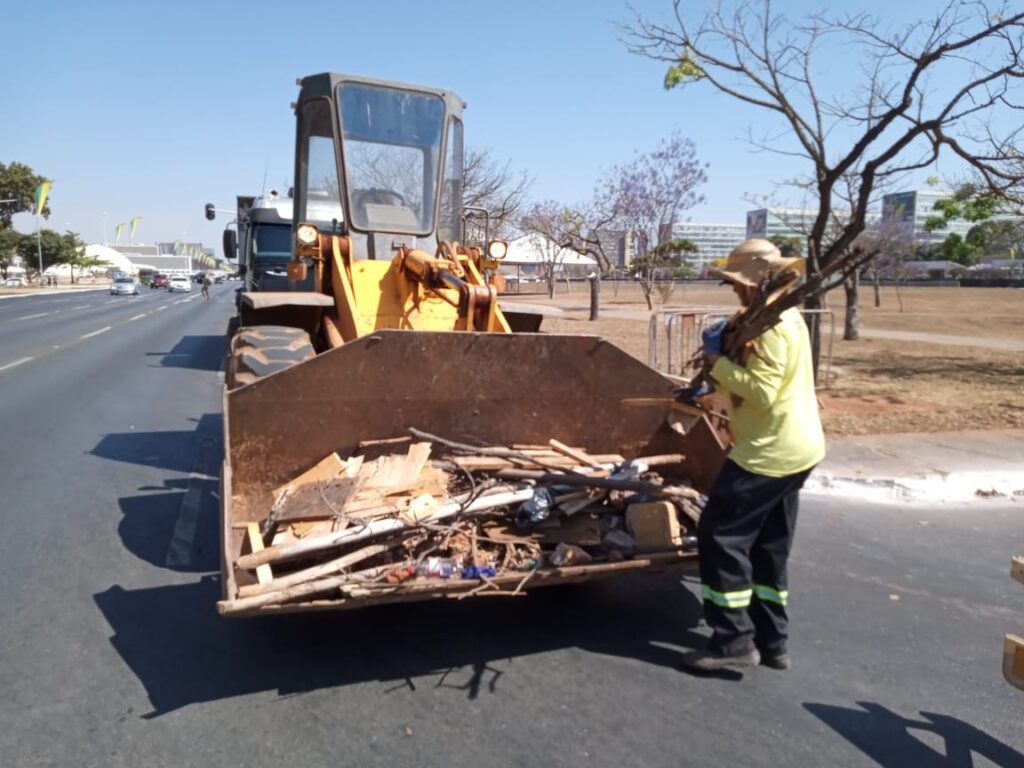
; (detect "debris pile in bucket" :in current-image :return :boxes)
[225,428,705,611]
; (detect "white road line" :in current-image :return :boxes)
[166,437,216,568]
[15,312,49,320]
[156,305,168,311]
[103,299,119,305]
[70,304,89,310]
[128,313,146,321]
[79,326,111,339]
[0,356,33,372]
[175,298,189,304]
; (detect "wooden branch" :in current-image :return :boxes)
[235,485,534,571]
[237,541,395,598]
[494,468,700,501]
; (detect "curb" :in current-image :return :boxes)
[806,469,1024,503]
[0,287,107,300]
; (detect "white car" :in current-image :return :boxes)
[168,276,192,293]
[110,276,140,295]
[4,277,26,287]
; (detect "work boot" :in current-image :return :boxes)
[760,651,791,671]
[678,647,760,674]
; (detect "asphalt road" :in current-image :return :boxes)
[1,285,1022,767]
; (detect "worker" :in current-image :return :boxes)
[678,238,825,674]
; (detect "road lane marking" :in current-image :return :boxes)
[0,356,33,372]
[79,326,111,339]
[166,437,216,568]
[15,312,49,320]
[129,313,147,321]
[70,304,89,310]
[103,299,119,304]
[156,305,168,311]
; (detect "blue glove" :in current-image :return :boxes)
[701,319,727,357]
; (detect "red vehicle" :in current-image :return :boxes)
[150,274,169,289]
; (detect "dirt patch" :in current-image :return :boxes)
[529,282,1024,436]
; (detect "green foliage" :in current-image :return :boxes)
[0,162,52,230]
[768,235,804,257]
[663,51,706,90]
[634,237,698,272]
[14,229,86,272]
[939,233,981,266]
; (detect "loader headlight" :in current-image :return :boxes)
[487,240,508,260]
[296,223,319,246]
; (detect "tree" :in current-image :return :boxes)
[462,147,533,239]
[0,162,52,230]
[631,237,698,306]
[626,1,1024,365]
[768,235,803,258]
[519,200,580,298]
[0,228,20,279]
[14,229,87,279]
[924,183,1024,264]
[598,131,708,309]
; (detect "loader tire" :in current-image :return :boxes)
[226,325,316,389]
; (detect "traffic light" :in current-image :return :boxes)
[205,203,216,221]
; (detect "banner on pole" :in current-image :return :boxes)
[114,223,125,243]
[34,182,52,215]
[129,216,142,239]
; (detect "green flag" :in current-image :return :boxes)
[34,182,52,215]
[114,223,125,243]
[129,216,141,239]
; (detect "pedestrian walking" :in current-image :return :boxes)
[202,273,211,300]
[678,239,825,675]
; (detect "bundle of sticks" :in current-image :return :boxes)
[223,428,704,612]
[679,245,878,401]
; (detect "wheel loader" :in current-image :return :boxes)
[217,72,728,617]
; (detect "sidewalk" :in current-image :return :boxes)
[808,429,1024,503]
[0,285,107,300]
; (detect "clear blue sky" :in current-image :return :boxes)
[2,0,957,247]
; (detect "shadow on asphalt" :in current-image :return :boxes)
[93,414,222,572]
[91,413,222,475]
[93,573,707,718]
[146,334,225,372]
[804,701,1024,767]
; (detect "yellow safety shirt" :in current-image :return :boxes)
[710,307,825,478]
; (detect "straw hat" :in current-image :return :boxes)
[708,238,805,288]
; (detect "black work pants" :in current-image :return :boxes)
[697,459,813,657]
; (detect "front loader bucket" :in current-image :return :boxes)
[222,331,727,603]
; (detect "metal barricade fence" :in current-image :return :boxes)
[648,306,835,387]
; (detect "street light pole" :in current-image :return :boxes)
[35,214,43,287]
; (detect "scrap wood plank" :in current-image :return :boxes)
[1012,556,1024,585]
[357,441,433,494]
[549,438,603,469]
[244,523,273,585]
[237,541,394,598]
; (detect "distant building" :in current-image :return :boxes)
[592,229,633,269]
[746,207,881,254]
[672,222,746,268]
[882,189,1024,248]
[881,190,972,246]
[901,260,968,279]
[745,208,816,245]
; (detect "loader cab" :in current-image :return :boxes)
[293,73,465,260]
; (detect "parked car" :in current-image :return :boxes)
[169,276,192,293]
[110,276,140,296]
[151,274,169,289]
[214,275,224,284]
[4,277,27,287]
